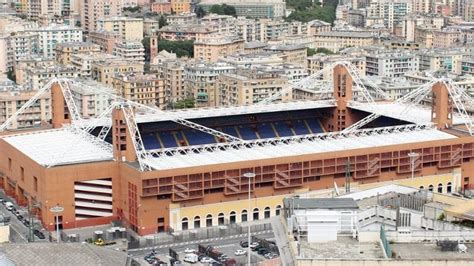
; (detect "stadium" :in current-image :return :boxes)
[0,63,473,235]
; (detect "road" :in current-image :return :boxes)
[0,190,47,243]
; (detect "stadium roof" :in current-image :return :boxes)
[136,100,336,123]
[2,128,113,167]
[349,101,471,125]
[147,125,456,170]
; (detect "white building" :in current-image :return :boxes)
[26,25,83,59]
[112,42,145,61]
[284,198,359,243]
[366,50,419,77]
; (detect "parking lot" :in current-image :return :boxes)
[136,235,280,265]
[0,190,48,242]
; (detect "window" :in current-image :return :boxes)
[33,176,38,192]
[8,158,11,171]
[438,183,443,193]
[194,216,200,229]
[428,184,434,192]
[241,210,248,222]
[218,213,225,225]
[182,217,188,230]
[419,186,424,190]
[264,207,271,219]
[275,205,282,216]
[206,214,213,227]
[20,167,24,181]
[447,182,452,193]
[253,208,259,221]
[230,211,236,224]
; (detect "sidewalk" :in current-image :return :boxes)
[270,216,295,266]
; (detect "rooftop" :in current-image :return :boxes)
[2,128,113,167]
[284,198,359,210]
[315,31,374,38]
[391,243,474,260]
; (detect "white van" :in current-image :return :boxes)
[184,253,198,263]
[5,202,14,211]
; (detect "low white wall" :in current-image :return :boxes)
[359,231,379,242]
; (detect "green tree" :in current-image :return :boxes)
[209,4,236,16]
[196,6,206,18]
[158,16,168,29]
[7,69,16,82]
[158,39,194,58]
[285,0,338,23]
[142,37,150,61]
[170,97,195,109]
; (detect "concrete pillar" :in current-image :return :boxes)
[111,105,138,163]
[431,82,453,129]
[51,82,71,128]
[328,64,358,132]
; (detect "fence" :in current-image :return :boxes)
[128,222,272,250]
[379,225,392,258]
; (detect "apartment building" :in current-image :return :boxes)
[166,12,197,25]
[26,25,83,59]
[307,54,366,79]
[220,52,283,68]
[55,42,101,65]
[0,88,50,130]
[143,19,160,37]
[70,79,114,118]
[418,48,472,74]
[217,68,290,106]
[263,44,307,66]
[151,1,172,14]
[158,24,218,41]
[415,26,434,48]
[194,35,244,63]
[366,0,413,32]
[461,57,474,76]
[81,0,122,33]
[313,31,374,53]
[27,0,62,21]
[112,73,164,106]
[98,17,144,42]
[365,50,419,77]
[307,20,331,35]
[160,60,187,103]
[199,0,286,18]
[112,42,145,61]
[433,29,462,48]
[71,54,118,78]
[184,62,236,107]
[87,30,121,54]
[91,59,144,86]
[22,64,79,90]
[171,0,191,13]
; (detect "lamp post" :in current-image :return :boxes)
[408,152,419,180]
[243,172,255,266]
[50,205,64,243]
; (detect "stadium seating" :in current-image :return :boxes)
[184,129,216,145]
[238,125,258,140]
[293,120,311,135]
[258,123,277,138]
[143,133,161,150]
[273,122,294,137]
[305,118,324,134]
[159,131,178,148]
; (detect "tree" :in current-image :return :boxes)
[142,37,150,61]
[158,16,168,29]
[285,0,338,23]
[158,39,194,58]
[209,4,236,16]
[7,69,16,82]
[169,97,195,109]
[196,6,206,18]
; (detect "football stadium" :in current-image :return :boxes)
[0,63,473,235]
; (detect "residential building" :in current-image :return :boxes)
[143,19,160,36]
[69,79,114,118]
[112,42,145,61]
[465,2,474,21]
[415,26,434,48]
[307,20,332,35]
[81,0,122,33]
[0,88,50,130]
[461,57,474,76]
[184,62,236,107]
[71,53,118,78]
[112,73,164,106]
[166,12,197,25]
[365,50,419,77]
[217,68,291,106]
[235,17,262,42]
[161,60,187,103]
[98,17,144,42]
[263,44,307,66]
[313,31,374,53]
[87,30,121,54]
[418,48,472,74]
[171,0,191,13]
[194,35,244,63]
[366,0,413,32]
[55,42,101,65]
[151,1,172,14]
[219,52,283,68]
[91,59,144,86]
[433,29,462,48]
[21,63,79,90]
[307,54,366,79]
[158,24,218,41]
[26,25,83,59]
[199,0,286,18]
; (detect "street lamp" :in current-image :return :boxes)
[243,172,255,266]
[408,152,419,180]
[50,205,64,243]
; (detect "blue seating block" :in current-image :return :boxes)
[273,122,294,137]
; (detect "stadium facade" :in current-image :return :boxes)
[0,65,473,235]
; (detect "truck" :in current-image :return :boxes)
[183,253,198,263]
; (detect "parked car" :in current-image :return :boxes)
[33,229,45,239]
[16,215,24,221]
[184,247,196,253]
[200,256,214,263]
[5,202,14,211]
[22,219,30,227]
[257,248,269,255]
[239,241,248,248]
[234,249,247,256]
[0,198,4,204]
